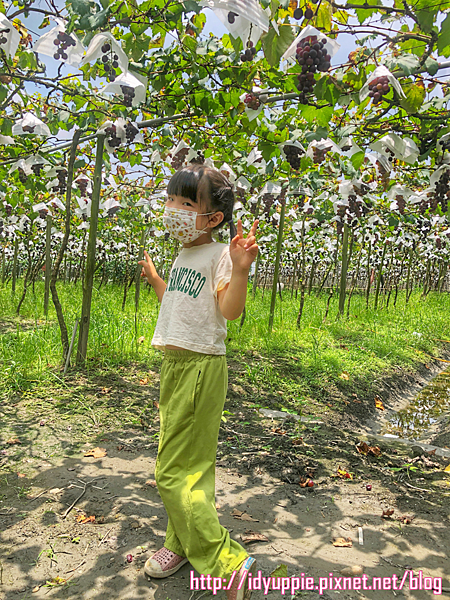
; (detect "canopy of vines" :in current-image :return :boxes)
[1,0,450,359]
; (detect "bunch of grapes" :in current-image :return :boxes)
[5,204,12,217]
[434,169,450,213]
[31,164,44,176]
[190,150,205,165]
[348,194,364,218]
[77,177,90,196]
[22,125,35,133]
[18,167,28,184]
[0,27,10,45]
[295,35,331,102]
[262,193,275,219]
[241,40,257,63]
[121,85,135,108]
[436,236,442,250]
[52,31,76,60]
[52,168,67,194]
[38,208,48,219]
[125,122,138,143]
[244,93,260,110]
[105,124,122,148]
[368,76,390,104]
[384,147,396,164]
[171,148,189,170]
[284,145,302,170]
[312,147,327,164]
[396,194,406,214]
[227,11,238,23]
[100,42,120,83]
[272,215,279,228]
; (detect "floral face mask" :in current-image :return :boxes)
[163,206,217,243]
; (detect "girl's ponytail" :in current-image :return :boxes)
[228,219,237,240]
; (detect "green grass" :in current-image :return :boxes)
[0,279,449,410]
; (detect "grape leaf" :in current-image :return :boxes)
[437,14,450,57]
[261,18,295,68]
[424,56,439,76]
[395,53,420,75]
[351,151,365,171]
[355,0,379,24]
[399,82,425,113]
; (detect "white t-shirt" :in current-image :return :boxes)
[151,241,234,355]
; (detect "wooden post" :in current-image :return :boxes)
[338,223,350,317]
[44,214,52,316]
[268,187,287,334]
[1,244,5,285]
[134,228,146,336]
[12,236,18,294]
[76,134,105,365]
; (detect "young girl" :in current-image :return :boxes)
[138,164,259,600]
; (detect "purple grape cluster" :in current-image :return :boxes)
[52,168,67,194]
[121,85,135,108]
[53,31,76,60]
[293,6,314,20]
[434,169,450,213]
[101,42,119,83]
[171,147,189,170]
[368,76,390,104]
[105,124,122,148]
[227,11,238,23]
[18,167,27,183]
[22,125,35,133]
[0,27,10,45]
[284,145,302,170]
[241,40,256,63]
[295,35,331,103]
[244,93,260,110]
[38,208,48,219]
[262,193,275,219]
[31,164,44,176]
[396,195,406,215]
[77,177,90,196]
[125,122,138,142]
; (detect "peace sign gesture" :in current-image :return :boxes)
[229,219,259,272]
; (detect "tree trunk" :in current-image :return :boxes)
[44,214,52,316]
[374,242,388,310]
[12,236,18,294]
[268,188,287,333]
[50,129,82,360]
[76,134,105,365]
[338,223,350,317]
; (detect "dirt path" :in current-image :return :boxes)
[1,365,450,600]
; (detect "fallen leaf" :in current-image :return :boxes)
[336,467,353,480]
[240,512,259,522]
[339,371,350,380]
[17,473,26,478]
[240,530,269,544]
[137,336,145,344]
[397,515,414,524]
[332,537,353,547]
[374,395,385,410]
[139,377,149,385]
[427,448,436,456]
[231,508,243,517]
[215,503,220,509]
[444,464,450,472]
[117,445,124,451]
[340,566,363,576]
[7,437,21,445]
[381,508,395,519]
[100,387,111,394]
[32,586,40,593]
[356,441,370,455]
[76,514,96,524]
[270,564,288,578]
[84,447,107,458]
[45,576,66,586]
[153,401,159,409]
[131,521,140,529]
[145,479,157,487]
[292,437,303,445]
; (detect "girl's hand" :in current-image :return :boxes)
[138,250,158,283]
[230,219,259,272]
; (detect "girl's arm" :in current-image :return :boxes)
[138,250,166,303]
[217,219,259,320]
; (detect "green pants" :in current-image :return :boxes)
[154,349,248,583]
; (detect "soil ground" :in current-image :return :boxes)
[1,357,450,600]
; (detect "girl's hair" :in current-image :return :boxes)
[167,164,237,239]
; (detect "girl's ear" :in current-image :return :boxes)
[209,211,224,228]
